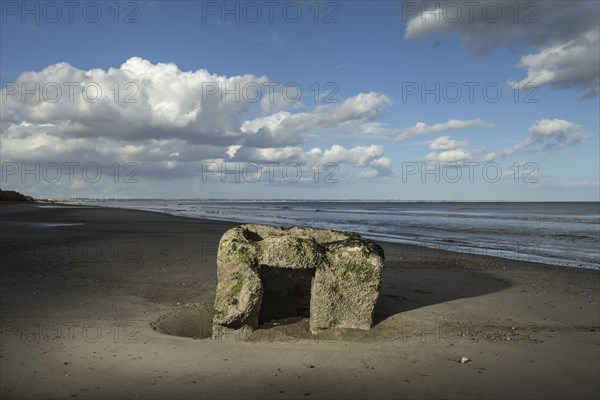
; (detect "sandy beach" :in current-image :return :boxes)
[1,202,598,399]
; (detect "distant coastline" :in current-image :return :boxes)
[5,190,598,270]
[0,189,34,202]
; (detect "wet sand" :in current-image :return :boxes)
[1,202,598,399]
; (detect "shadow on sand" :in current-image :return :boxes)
[373,261,512,326]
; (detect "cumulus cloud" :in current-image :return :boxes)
[1,57,264,143]
[311,144,393,177]
[1,58,396,181]
[422,118,589,164]
[404,0,600,97]
[423,148,473,163]
[232,144,393,178]
[242,92,391,147]
[422,135,488,163]
[428,135,469,151]
[396,119,493,141]
[497,118,588,158]
[508,31,600,99]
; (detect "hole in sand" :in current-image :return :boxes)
[151,304,213,339]
[258,267,314,326]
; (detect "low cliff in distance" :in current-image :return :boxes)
[0,189,34,202]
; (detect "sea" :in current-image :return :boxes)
[82,200,600,270]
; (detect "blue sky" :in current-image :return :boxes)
[1,1,599,200]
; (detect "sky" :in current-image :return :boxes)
[1,0,599,200]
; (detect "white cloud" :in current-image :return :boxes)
[405,1,600,97]
[428,135,469,151]
[421,118,590,164]
[1,57,265,143]
[508,31,600,98]
[1,58,396,181]
[233,144,393,178]
[423,148,473,163]
[226,145,241,158]
[396,119,493,141]
[240,111,290,135]
[498,118,588,158]
[422,135,483,163]
[529,119,580,137]
[242,92,391,147]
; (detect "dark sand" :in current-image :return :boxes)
[1,203,598,399]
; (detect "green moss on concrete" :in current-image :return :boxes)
[230,276,245,298]
[213,273,261,325]
[218,239,257,266]
[259,236,323,269]
[341,261,376,284]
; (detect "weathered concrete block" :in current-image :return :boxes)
[212,224,384,340]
